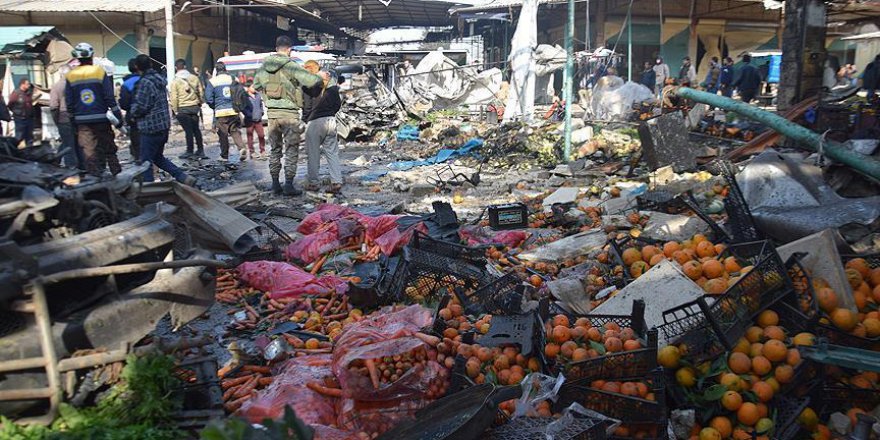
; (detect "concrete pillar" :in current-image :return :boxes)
[135,13,149,54]
[687,0,698,62]
[594,0,605,48]
[778,0,826,111]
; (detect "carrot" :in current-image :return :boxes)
[294,348,332,354]
[365,358,380,389]
[233,375,260,398]
[221,375,253,390]
[242,365,271,375]
[414,332,440,347]
[307,381,343,397]
[224,394,250,413]
[244,304,260,319]
[310,254,328,275]
[217,273,234,282]
[325,313,348,320]
[217,365,233,378]
[222,385,240,401]
[333,296,348,314]
[322,294,337,317]
[257,377,274,387]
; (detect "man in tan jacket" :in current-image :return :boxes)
[170,58,206,159]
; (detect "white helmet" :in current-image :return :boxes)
[71,42,95,59]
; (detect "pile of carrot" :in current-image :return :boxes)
[220,365,274,413]
[215,269,261,304]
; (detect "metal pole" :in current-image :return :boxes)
[563,0,574,161]
[586,0,590,51]
[627,4,633,80]
[164,0,175,85]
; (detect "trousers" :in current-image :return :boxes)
[305,116,342,184]
[139,130,187,182]
[267,117,303,180]
[246,121,266,153]
[177,108,204,154]
[77,122,121,176]
[215,115,244,159]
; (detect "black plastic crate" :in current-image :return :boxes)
[772,395,811,440]
[455,272,528,317]
[384,245,496,304]
[841,253,880,269]
[657,294,749,364]
[410,230,488,265]
[554,369,667,425]
[608,236,664,285]
[636,190,687,214]
[609,422,669,440]
[485,415,610,440]
[676,191,733,243]
[707,160,764,243]
[477,311,547,367]
[720,240,791,316]
[564,330,659,383]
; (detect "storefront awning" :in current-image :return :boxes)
[0,26,58,55]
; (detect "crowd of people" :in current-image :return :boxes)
[0,35,345,195]
[639,54,763,103]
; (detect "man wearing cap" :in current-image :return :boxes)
[206,61,248,162]
[253,35,322,196]
[64,42,124,176]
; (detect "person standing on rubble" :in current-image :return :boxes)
[171,59,206,159]
[252,35,322,196]
[862,54,880,103]
[65,42,123,176]
[678,56,697,87]
[640,61,656,93]
[128,55,196,186]
[119,59,142,162]
[719,57,734,98]
[244,80,267,160]
[732,54,762,104]
[304,70,344,194]
[49,65,82,169]
[206,62,249,162]
[653,57,670,96]
[704,57,721,94]
[7,78,40,148]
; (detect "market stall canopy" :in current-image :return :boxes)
[0,0,164,12]
[0,26,67,57]
[266,0,468,29]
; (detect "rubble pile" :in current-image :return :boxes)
[337,71,406,142]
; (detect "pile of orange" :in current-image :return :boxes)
[542,313,644,367]
[588,379,656,401]
[609,234,754,295]
[804,258,880,339]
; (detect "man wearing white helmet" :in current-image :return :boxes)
[64,42,124,176]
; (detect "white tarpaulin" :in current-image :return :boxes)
[395,50,502,115]
[503,0,538,123]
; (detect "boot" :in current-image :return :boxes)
[180,151,193,159]
[283,180,302,196]
[270,177,283,195]
[194,149,207,159]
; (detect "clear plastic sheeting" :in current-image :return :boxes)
[736,150,880,243]
[590,79,655,120]
[503,0,538,123]
[395,50,502,116]
[512,373,566,419]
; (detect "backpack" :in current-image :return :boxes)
[262,62,303,107]
[231,82,249,114]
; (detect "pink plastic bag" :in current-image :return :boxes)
[237,354,338,425]
[336,397,428,438]
[459,225,528,248]
[286,229,342,264]
[237,261,348,299]
[298,204,363,235]
[331,305,445,401]
[373,222,428,256]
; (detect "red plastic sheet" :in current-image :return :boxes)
[238,354,338,425]
[459,225,528,248]
[237,261,348,299]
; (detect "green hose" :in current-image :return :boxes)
[674,87,880,181]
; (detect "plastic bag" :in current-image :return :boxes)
[512,373,566,419]
[287,229,342,264]
[237,354,338,425]
[237,261,348,299]
[459,225,528,248]
[298,204,363,235]
[591,80,655,120]
[545,403,621,439]
[336,397,428,438]
[373,222,428,256]
[331,305,444,401]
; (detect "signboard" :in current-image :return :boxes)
[277,15,290,31]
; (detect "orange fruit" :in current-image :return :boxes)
[649,253,666,266]
[751,356,772,376]
[816,287,839,313]
[621,382,639,396]
[663,241,681,257]
[635,382,649,397]
[658,345,681,368]
[762,325,786,341]
[850,375,873,389]
[683,261,703,280]
[763,340,787,362]
[560,341,578,358]
[673,250,692,265]
[724,256,742,273]
[630,261,650,278]
[604,337,623,353]
[831,308,858,331]
[641,245,660,262]
[863,318,880,338]
[765,378,780,393]
[752,381,774,402]
[732,338,751,354]
[732,429,753,440]
[602,381,621,394]
[869,268,880,287]
[552,314,571,328]
[846,268,864,289]
[704,278,727,294]
[623,339,642,351]
[786,348,801,366]
[544,343,560,358]
[721,391,743,411]
[570,325,587,341]
[552,325,571,343]
[571,347,590,362]
[696,240,716,258]
[746,326,764,343]
[305,338,320,349]
[709,417,733,438]
[814,425,832,440]
[756,310,779,328]
[728,352,751,374]
[715,243,726,254]
[737,402,760,426]
[702,259,725,279]
[756,402,769,418]
[721,372,745,392]
[846,258,872,279]
[750,343,764,358]
[699,427,722,440]
[586,327,602,342]
[848,408,867,427]
[798,407,819,431]
[792,332,816,346]
[529,274,543,288]
[853,323,867,338]
[854,288,869,311]
[622,248,643,266]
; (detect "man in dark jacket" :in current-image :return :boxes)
[7,78,39,147]
[640,61,656,93]
[49,65,82,168]
[118,58,141,161]
[206,62,248,162]
[129,55,195,185]
[733,54,762,104]
[65,42,124,176]
[863,54,880,103]
[719,57,734,97]
[304,71,343,194]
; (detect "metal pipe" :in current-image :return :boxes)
[165,0,175,85]
[673,87,880,182]
[38,259,226,286]
[563,0,575,160]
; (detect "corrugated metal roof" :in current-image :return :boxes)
[0,0,164,12]
[0,26,55,54]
